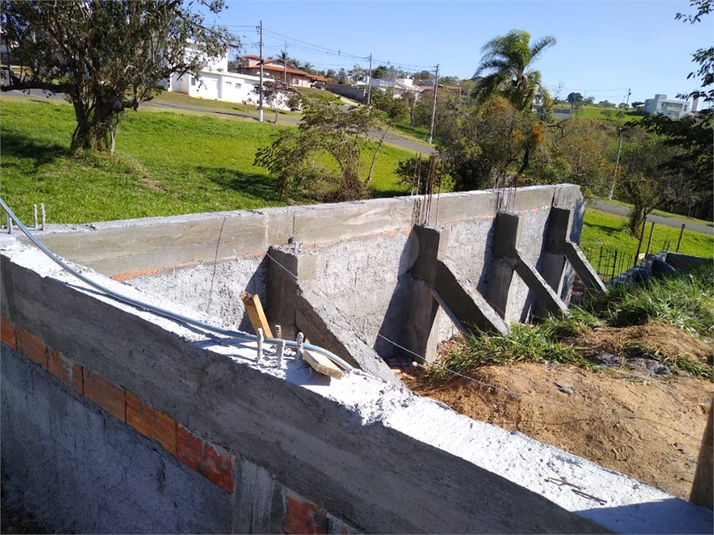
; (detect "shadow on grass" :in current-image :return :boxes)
[199,166,278,202]
[370,187,410,199]
[585,221,628,238]
[0,128,68,169]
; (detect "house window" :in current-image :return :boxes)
[190,77,196,87]
[236,83,242,89]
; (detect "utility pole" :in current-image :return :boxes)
[283,41,288,83]
[258,20,264,123]
[427,64,439,144]
[608,87,630,200]
[366,53,373,105]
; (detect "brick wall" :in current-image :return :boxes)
[1,317,357,533]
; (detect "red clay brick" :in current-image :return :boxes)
[126,391,155,440]
[154,410,176,455]
[1,316,16,349]
[83,369,126,422]
[176,424,203,471]
[47,348,83,394]
[202,442,234,493]
[16,328,47,369]
[284,493,328,535]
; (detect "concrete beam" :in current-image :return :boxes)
[436,259,511,336]
[265,246,299,338]
[401,225,450,364]
[537,207,574,316]
[564,241,607,294]
[514,257,569,317]
[266,245,398,383]
[400,280,441,363]
[486,213,521,318]
[295,285,400,384]
[409,225,450,284]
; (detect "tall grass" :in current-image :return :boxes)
[423,264,713,382]
[586,264,714,337]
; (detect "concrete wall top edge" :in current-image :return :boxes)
[3,240,711,535]
[34,185,581,238]
[24,185,582,277]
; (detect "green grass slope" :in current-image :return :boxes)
[1,97,412,224]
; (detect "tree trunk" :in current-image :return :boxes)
[70,96,119,153]
[365,120,394,187]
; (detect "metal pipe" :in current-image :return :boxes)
[0,197,353,372]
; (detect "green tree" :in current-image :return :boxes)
[439,75,461,86]
[566,92,583,107]
[347,64,366,84]
[676,0,713,103]
[372,65,389,79]
[412,70,435,86]
[437,96,542,190]
[337,68,348,84]
[254,81,301,124]
[367,89,408,184]
[530,118,615,196]
[471,29,556,112]
[619,132,679,236]
[254,100,377,201]
[1,0,232,154]
[631,0,713,220]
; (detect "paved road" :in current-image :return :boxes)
[3,89,436,154]
[589,200,713,235]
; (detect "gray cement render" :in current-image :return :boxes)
[1,346,232,534]
[2,242,713,534]
[13,185,593,380]
[130,255,268,332]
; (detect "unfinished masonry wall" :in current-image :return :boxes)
[37,185,586,368]
[2,243,711,534]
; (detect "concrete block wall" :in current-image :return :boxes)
[2,241,712,534]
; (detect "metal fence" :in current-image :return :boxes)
[583,241,673,282]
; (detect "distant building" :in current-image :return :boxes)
[168,46,264,105]
[643,94,693,119]
[168,47,298,110]
[360,77,426,99]
[237,55,326,88]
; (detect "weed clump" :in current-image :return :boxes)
[422,264,713,382]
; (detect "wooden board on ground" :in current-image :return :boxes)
[240,291,273,338]
[302,349,344,380]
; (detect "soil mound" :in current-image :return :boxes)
[401,327,713,500]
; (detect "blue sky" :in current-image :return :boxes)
[214,1,710,105]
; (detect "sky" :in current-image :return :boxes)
[210,0,711,106]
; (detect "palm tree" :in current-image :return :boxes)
[472,30,556,112]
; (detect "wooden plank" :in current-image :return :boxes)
[240,292,273,338]
[302,349,344,380]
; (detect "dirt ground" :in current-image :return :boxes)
[400,325,714,501]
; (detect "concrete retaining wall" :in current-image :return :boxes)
[35,186,584,364]
[2,237,712,534]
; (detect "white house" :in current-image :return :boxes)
[169,68,264,105]
[168,46,293,110]
[359,77,425,99]
[643,94,693,119]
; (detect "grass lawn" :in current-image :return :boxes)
[0,97,412,224]
[581,207,713,259]
[391,122,431,145]
[569,106,642,122]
